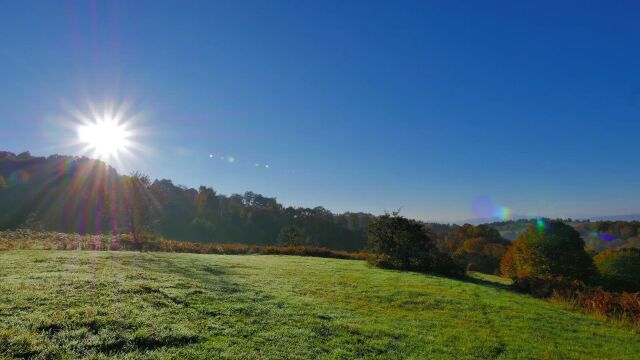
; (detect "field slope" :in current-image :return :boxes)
[0,251,638,359]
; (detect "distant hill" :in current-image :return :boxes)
[588,214,640,222]
[457,214,640,226]
[453,215,531,226]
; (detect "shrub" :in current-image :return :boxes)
[368,213,461,275]
[0,230,371,261]
[594,248,640,292]
[500,220,595,281]
[512,275,640,327]
[511,275,585,298]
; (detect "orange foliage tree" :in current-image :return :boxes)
[500,220,595,281]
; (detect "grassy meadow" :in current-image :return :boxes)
[1,250,638,359]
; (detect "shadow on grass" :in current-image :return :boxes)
[460,274,515,292]
[364,261,516,292]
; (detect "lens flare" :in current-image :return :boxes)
[471,196,495,218]
[590,231,615,241]
[497,207,513,221]
[470,196,513,220]
[8,170,30,186]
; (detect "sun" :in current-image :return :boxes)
[78,117,131,158]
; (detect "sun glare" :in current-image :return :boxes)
[78,118,130,158]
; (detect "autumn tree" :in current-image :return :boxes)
[500,220,595,281]
[447,224,510,274]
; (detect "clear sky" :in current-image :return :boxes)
[0,1,639,222]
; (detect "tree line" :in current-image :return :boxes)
[1,151,638,282]
[0,151,372,251]
[490,218,640,251]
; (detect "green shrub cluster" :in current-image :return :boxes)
[367,213,463,276]
[594,248,640,292]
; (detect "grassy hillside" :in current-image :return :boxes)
[0,251,638,359]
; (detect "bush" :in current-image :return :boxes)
[512,275,585,298]
[368,213,461,275]
[0,230,371,261]
[500,220,595,281]
[512,275,640,327]
[594,248,640,292]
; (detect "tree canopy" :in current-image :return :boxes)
[594,248,640,292]
[0,152,371,251]
[501,220,595,280]
[368,213,460,274]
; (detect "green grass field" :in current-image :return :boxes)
[0,251,638,359]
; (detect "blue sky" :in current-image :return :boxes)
[0,1,639,222]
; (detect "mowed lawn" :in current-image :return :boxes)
[0,251,638,359]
